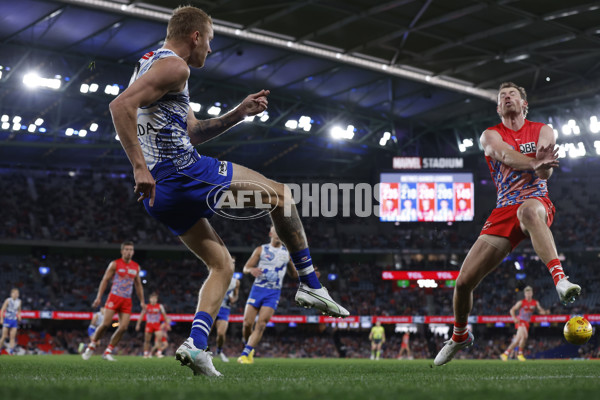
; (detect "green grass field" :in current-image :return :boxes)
[1,356,599,400]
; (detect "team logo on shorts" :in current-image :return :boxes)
[108,301,114,308]
[482,221,492,230]
[218,161,228,176]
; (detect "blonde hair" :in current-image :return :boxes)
[524,286,533,292]
[166,6,212,41]
[498,82,528,117]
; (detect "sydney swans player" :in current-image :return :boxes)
[82,242,145,361]
[434,82,581,366]
[136,293,170,358]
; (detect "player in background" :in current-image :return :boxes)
[109,5,348,376]
[82,241,145,361]
[369,321,385,360]
[213,258,240,362]
[156,320,170,357]
[78,307,105,354]
[0,288,21,355]
[501,286,548,361]
[434,82,581,366]
[397,331,412,360]
[136,292,170,358]
[238,226,298,364]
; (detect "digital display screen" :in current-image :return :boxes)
[380,173,474,222]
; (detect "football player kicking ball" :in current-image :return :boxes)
[136,293,170,358]
[82,242,145,361]
[434,82,581,366]
[238,226,298,364]
[501,286,548,361]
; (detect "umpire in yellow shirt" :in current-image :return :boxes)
[369,321,386,360]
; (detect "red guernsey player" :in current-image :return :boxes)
[82,241,145,361]
[434,82,581,366]
[136,292,170,358]
[501,286,548,361]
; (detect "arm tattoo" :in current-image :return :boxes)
[190,112,241,144]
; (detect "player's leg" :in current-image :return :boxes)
[239,306,275,364]
[175,218,232,376]
[83,309,116,359]
[242,304,259,344]
[229,164,348,317]
[143,331,152,358]
[0,326,8,350]
[375,342,382,360]
[516,326,528,361]
[103,312,130,360]
[215,319,229,361]
[435,235,511,366]
[8,327,17,353]
[371,341,376,359]
[502,328,521,360]
[517,199,580,303]
[153,331,164,357]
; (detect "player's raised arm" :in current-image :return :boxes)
[286,260,299,280]
[187,90,269,146]
[243,246,263,277]
[93,262,117,308]
[534,125,559,180]
[109,57,190,207]
[480,129,559,171]
[509,300,522,323]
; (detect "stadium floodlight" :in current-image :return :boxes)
[0,71,2,80]
[331,125,355,140]
[1,122,9,130]
[463,138,474,147]
[285,119,298,129]
[89,83,99,92]
[594,141,600,155]
[1,115,7,122]
[80,83,89,93]
[562,119,580,135]
[27,124,36,133]
[514,261,523,270]
[207,105,221,116]
[115,134,120,141]
[12,123,20,131]
[244,115,255,122]
[590,116,600,134]
[35,118,44,126]
[104,84,120,96]
[13,116,21,123]
[79,129,87,137]
[23,72,61,90]
[39,127,46,133]
[298,116,312,132]
[259,111,269,122]
[379,131,391,146]
[65,128,74,136]
[38,266,50,275]
[190,102,201,112]
[89,123,98,132]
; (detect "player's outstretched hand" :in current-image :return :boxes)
[239,89,270,118]
[535,144,559,171]
[133,166,156,207]
[92,298,101,308]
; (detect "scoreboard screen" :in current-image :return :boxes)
[379,172,474,222]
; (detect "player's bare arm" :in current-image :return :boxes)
[187,89,270,145]
[17,302,21,321]
[480,129,559,171]
[93,262,117,308]
[286,260,299,280]
[134,272,145,310]
[534,125,559,180]
[536,301,549,315]
[160,305,170,324]
[243,246,263,277]
[136,308,146,331]
[109,56,190,206]
[0,299,7,319]
[229,280,240,304]
[509,300,522,323]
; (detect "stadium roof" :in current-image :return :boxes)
[1,0,599,177]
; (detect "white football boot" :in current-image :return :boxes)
[434,332,474,366]
[295,283,350,318]
[102,353,117,361]
[556,277,581,305]
[81,346,94,360]
[219,352,230,362]
[175,338,222,377]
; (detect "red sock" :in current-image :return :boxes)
[452,322,469,342]
[546,259,565,285]
[104,345,114,355]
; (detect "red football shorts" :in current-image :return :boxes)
[515,320,530,331]
[480,197,555,249]
[105,293,132,314]
[145,322,161,334]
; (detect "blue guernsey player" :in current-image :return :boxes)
[214,258,240,362]
[109,5,348,376]
[79,307,105,354]
[1,288,22,355]
[238,226,298,364]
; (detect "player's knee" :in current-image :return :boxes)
[517,204,542,226]
[455,276,474,293]
[255,321,267,332]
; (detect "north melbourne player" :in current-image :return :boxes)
[78,307,105,353]
[213,265,240,362]
[82,241,145,361]
[109,5,348,376]
[238,226,298,364]
[501,286,548,361]
[1,288,21,355]
[136,293,170,358]
[434,82,581,366]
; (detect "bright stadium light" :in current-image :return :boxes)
[1,115,8,122]
[89,123,98,132]
[590,116,600,134]
[285,119,298,129]
[39,127,46,133]
[1,122,9,130]
[89,83,99,92]
[207,105,221,116]
[244,115,255,122]
[80,83,89,93]
[65,128,74,136]
[35,118,44,126]
[562,119,580,135]
[13,116,21,123]
[330,124,355,140]
[594,141,600,155]
[79,129,87,137]
[259,111,269,122]
[27,124,36,133]
[23,72,61,90]
[298,115,312,132]
[379,131,391,146]
[12,123,20,131]
[104,84,120,95]
[190,102,201,112]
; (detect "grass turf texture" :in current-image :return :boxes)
[1,356,599,400]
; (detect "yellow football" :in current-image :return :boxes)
[563,316,593,345]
